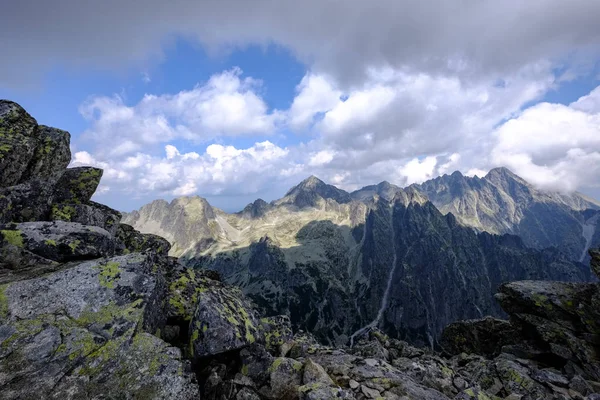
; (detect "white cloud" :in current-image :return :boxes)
[71,67,600,207]
[491,87,600,191]
[288,74,342,130]
[398,156,438,185]
[79,68,282,158]
[72,141,296,199]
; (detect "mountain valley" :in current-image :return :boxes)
[124,170,600,347]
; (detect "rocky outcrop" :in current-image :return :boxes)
[274,175,352,208]
[440,317,520,358]
[411,167,600,262]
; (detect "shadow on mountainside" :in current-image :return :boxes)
[182,201,593,348]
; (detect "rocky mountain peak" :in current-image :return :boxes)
[239,198,271,218]
[484,166,528,186]
[277,175,352,208]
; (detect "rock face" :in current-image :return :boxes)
[124,172,594,347]
[411,168,600,262]
[183,197,590,348]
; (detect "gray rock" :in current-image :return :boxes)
[116,223,171,256]
[0,253,198,399]
[20,125,71,182]
[53,166,103,205]
[268,357,303,399]
[51,201,121,236]
[189,280,263,358]
[0,100,39,187]
[440,317,520,358]
[303,358,334,386]
[0,179,55,223]
[1,221,115,263]
[261,314,294,355]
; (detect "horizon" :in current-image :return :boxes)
[123,166,600,214]
[2,1,600,212]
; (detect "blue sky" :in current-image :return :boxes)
[2,1,600,212]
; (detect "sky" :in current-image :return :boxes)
[1,0,600,212]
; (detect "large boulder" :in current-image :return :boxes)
[20,125,71,182]
[189,280,263,358]
[1,221,115,263]
[0,101,71,188]
[53,166,103,205]
[0,100,39,187]
[495,280,600,380]
[0,179,55,223]
[116,223,171,256]
[0,252,198,399]
[440,317,520,358]
[165,264,216,321]
[51,201,121,236]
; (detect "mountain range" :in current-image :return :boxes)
[3,99,600,399]
[123,169,600,346]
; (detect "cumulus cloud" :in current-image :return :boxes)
[72,65,600,204]
[491,87,600,192]
[72,140,296,200]
[78,68,282,158]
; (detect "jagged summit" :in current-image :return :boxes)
[238,198,271,219]
[276,175,352,208]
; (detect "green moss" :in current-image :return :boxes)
[189,328,199,355]
[69,240,81,252]
[269,357,284,373]
[52,204,76,221]
[0,284,9,319]
[96,261,121,289]
[45,239,57,246]
[1,230,23,247]
[76,299,144,329]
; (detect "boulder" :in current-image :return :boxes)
[0,179,55,223]
[0,100,39,187]
[302,358,334,386]
[20,125,71,182]
[0,253,198,399]
[496,280,600,380]
[1,221,115,263]
[53,166,103,205]
[189,280,263,358]
[51,201,121,236]
[268,357,303,399]
[165,264,215,321]
[440,317,520,358]
[260,314,294,355]
[116,223,171,256]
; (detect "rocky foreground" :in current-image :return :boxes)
[1,99,600,399]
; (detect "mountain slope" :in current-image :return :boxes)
[123,179,592,346]
[410,167,600,262]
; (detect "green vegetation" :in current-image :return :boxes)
[1,230,23,247]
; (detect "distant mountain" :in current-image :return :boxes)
[274,175,352,208]
[410,167,600,262]
[122,172,594,346]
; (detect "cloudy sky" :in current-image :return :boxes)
[2,0,600,212]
